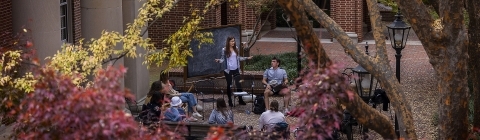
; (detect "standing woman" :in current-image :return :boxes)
[214,36,253,107]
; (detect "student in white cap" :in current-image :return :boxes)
[163,96,198,122]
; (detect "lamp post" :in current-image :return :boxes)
[350,43,374,139]
[386,9,411,138]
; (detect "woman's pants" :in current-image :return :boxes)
[224,69,244,106]
[180,93,197,113]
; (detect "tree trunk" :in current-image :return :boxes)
[396,0,470,139]
[277,0,331,68]
[466,0,480,130]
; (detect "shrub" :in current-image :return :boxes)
[12,65,182,140]
[244,52,306,81]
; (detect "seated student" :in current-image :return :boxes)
[141,81,168,124]
[159,71,203,119]
[262,57,291,113]
[258,100,286,132]
[143,81,164,110]
[208,98,234,124]
[163,96,189,122]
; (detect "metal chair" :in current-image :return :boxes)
[232,74,255,107]
[194,79,217,120]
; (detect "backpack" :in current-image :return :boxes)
[253,96,266,114]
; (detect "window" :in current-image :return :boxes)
[60,0,72,43]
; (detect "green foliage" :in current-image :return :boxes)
[0,30,36,124]
[244,52,305,80]
[246,0,276,15]
[377,0,398,12]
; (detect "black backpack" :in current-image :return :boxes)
[253,96,266,114]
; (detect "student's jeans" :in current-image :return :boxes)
[224,68,244,106]
[180,93,197,113]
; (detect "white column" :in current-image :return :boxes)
[81,0,125,86]
[122,0,150,101]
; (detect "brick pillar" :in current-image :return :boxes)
[72,0,82,44]
[331,0,364,42]
[0,0,12,48]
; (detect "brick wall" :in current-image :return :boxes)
[0,0,13,47]
[149,1,274,48]
[149,0,218,49]
[331,0,364,41]
[72,0,81,44]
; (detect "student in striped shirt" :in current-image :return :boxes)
[208,98,234,124]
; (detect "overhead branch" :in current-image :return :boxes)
[277,0,330,68]
[244,8,275,51]
[394,0,438,60]
[366,0,389,61]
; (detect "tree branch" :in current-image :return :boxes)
[277,0,330,68]
[245,8,275,51]
[366,0,389,61]
[339,89,396,139]
[394,0,439,64]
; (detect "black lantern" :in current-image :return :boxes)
[351,43,374,103]
[386,10,411,82]
[386,10,411,51]
[352,65,374,103]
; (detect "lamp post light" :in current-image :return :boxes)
[386,9,411,138]
[387,10,411,82]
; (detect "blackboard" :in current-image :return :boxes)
[187,25,242,78]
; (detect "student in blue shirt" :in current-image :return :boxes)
[163,96,187,122]
[262,57,290,114]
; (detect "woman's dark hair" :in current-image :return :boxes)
[272,56,281,67]
[150,91,164,105]
[159,70,169,84]
[148,81,163,97]
[224,36,238,58]
[270,100,279,112]
[216,98,228,116]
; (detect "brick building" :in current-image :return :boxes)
[0,0,369,100]
[148,0,372,48]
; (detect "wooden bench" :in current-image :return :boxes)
[163,121,247,140]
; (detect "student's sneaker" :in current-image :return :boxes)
[193,112,203,118]
[187,117,198,122]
